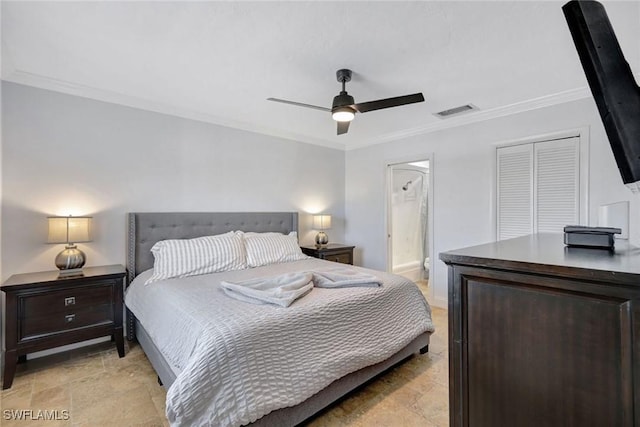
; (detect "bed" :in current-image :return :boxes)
[124,212,434,426]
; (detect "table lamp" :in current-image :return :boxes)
[47,215,92,275]
[313,214,332,247]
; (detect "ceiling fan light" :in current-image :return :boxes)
[332,107,355,122]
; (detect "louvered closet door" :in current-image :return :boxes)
[534,137,580,232]
[497,137,582,241]
[497,144,534,240]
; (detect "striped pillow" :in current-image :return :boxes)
[145,231,247,284]
[243,231,309,267]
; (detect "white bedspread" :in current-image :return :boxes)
[125,258,434,427]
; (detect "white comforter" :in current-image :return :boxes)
[125,258,434,427]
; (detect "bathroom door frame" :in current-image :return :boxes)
[385,153,434,302]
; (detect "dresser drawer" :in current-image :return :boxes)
[322,252,352,264]
[21,304,114,339]
[20,283,113,316]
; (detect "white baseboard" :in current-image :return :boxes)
[432,295,448,309]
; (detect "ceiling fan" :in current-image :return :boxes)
[267,69,425,135]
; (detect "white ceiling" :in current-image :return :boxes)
[2,1,639,150]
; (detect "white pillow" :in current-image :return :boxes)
[242,231,309,267]
[145,231,247,284]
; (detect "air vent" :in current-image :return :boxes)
[434,104,478,118]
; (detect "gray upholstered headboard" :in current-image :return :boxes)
[127,212,298,283]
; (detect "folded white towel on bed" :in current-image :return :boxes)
[221,272,314,307]
[312,268,383,288]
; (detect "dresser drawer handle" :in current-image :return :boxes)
[65,314,76,323]
[64,297,76,306]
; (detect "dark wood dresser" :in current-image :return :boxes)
[301,243,355,265]
[440,234,640,427]
[1,264,126,389]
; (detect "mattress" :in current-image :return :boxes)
[125,258,434,426]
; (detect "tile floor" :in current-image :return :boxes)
[1,282,448,426]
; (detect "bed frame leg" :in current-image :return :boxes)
[419,345,429,354]
[157,376,163,386]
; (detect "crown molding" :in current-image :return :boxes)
[5,68,639,153]
[345,86,596,151]
[348,70,640,150]
[2,69,345,151]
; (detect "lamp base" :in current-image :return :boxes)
[55,244,86,271]
[315,231,329,247]
[57,268,85,277]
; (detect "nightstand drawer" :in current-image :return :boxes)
[301,244,355,266]
[21,284,113,316]
[322,253,352,264]
[21,304,114,339]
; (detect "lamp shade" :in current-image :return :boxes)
[313,215,332,230]
[48,216,92,244]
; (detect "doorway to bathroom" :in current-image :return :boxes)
[386,156,433,300]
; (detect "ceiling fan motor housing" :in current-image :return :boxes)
[332,92,355,110]
[331,92,356,122]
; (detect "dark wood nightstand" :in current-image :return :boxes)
[301,244,355,265]
[1,264,127,389]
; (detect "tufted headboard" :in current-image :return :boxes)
[126,212,299,283]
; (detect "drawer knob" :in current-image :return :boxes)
[64,297,76,306]
[65,314,76,323]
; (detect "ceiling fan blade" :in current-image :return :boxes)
[267,98,331,112]
[353,93,425,113]
[337,121,350,135]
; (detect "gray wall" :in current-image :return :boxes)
[1,82,345,280]
[4,80,639,311]
[346,97,640,307]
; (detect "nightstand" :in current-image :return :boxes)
[301,244,355,265]
[1,264,126,389]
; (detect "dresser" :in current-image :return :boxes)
[301,244,355,265]
[440,234,640,427]
[1,264,127,389]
